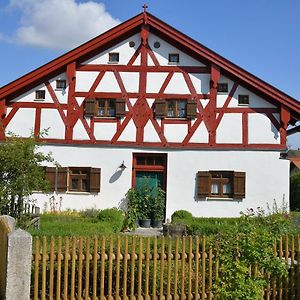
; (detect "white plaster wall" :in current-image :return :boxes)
[32,145,289,219]
[76,71,99,91]
[216,113,242,143]
[190,73,210,94]
[49,73,69,104]
[95,72,121,93]
[6,108,35,137]
[82,33,141,65]
[94,123,117,140]
[148,33,206,66]
[73,120,90,140]
[118,119,136,141]
[164,73,190,94]
[40,109,65,139]
[120,72,139,93]
[144,120,161,142]
[189,122,209,143]
[164,124,188,142]
[146,73,169,93]
[248,113,280,144]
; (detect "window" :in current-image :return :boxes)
[154,99,196,119]
[97,99,116,117]
[167,100,186,118]
[108,52,119,63]
[35,90,45,100]
[217,83,228,93]
[84,98,126,118]
[45,166,101,193]
[56,80,67,89]
[168,53,179,63]
[197,171,245,199]
[238,95,249,105]
[69,168,89,192]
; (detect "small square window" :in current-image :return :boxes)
[56,80,67,89]
[217,83,228,93]
[69,168,90,192]
[35,90,45,100]
[97,99,116,117]
[168,53,179,63]
[108,52,119,63]
[167,99,186,118]
[238,95,249,105]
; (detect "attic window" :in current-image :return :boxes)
[217,83,228,93]
[56,80,66,90]
[168,53,179,63]
[108,52,119,63]
[238,95,249,106]
[35,90,45,100]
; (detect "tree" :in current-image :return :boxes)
[0,134,53,217]
[290,171,300,211]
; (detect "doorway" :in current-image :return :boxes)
[132,153,167,218]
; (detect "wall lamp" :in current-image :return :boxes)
[118,161,127,171]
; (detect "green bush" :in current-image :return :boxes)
[290,172,300,211]
[97,208,124,233]
[171,210,193,224]
[79,207,100,219]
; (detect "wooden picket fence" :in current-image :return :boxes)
[31,235,300,300]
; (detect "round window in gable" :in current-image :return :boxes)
[129,41,135,48]
[154,41,160,48]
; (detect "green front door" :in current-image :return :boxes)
[136,171,163,193]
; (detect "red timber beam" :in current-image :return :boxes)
[66,61,76,141]
[280,105,291,146]
[0,99,7,140]
[207,64,220,145]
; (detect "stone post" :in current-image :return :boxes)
[5,229,32,300]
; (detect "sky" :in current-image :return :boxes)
[0,0,300,147]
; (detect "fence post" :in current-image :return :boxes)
[0,214,32,300]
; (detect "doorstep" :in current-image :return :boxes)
[124,227,163,237]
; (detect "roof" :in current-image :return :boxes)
[289,157,300,170]
[1,11,300,120]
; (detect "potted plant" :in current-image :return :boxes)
[124,188,139,230]
[151,187,165,228]
[138,192,152,228]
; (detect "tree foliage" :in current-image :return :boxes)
[290,171,300,211]
[0,135,53,216]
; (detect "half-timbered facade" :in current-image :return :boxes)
[1,10,300,217]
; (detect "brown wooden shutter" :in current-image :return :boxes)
[45,167,56,192]
[89,168,101,193]
[115,98,126,117]
[233,172,246,199]
[84,99,97,117]
[154,99,166,118]
[57,167,68,192]
[186,100,197,119]
[197,171,211,198]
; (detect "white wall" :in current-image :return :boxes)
[32,145,289,218]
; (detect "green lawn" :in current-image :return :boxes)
[28,213,118,237]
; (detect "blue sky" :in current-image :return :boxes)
[0,0,300,147]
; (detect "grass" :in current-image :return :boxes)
[28,213,118,237]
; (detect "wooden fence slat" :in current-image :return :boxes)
[122,236,129,300]
[159,237,165,300]
[297,236,300,299]
[166,237,172,300]
[78,237,83,300]
[63,237,69,300]
[145,237,150,299]
[180,237,186,300]
[187,236,192,300]
[85,238,91,300]
[34,237,40,300]
[115,236,121,300]
[284,235,289,300]
[49,236,55,300]
[42,236,47,300]
[278,236,283,300]
[108,237,113,299]
[152,237,157,300]
[174,237,179,300]
[201,236,206,300]
[70,237,76,300]
[100,236,106,300]
[272,240,277,300]
[209,245,213,300]
[137,237,143,300]
[195,236,199,299]
[56,236,62,300]
[130,236,136,300]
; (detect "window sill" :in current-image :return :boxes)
[238,103,249,107]
[206,197,243,202]
[168,62,179,65]
[107,61,119,64]
[66,191,96,195]
[55,88,66,91]
[34,99,45,102]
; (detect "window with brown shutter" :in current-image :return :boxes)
[84,99,97,117]
[45,167,56,191]
[197,171,211,197]
[89,168,101,193]
[57,167,68,192]
[233,172,246,198]
[154,99,166,118]
[197,170,245,199]
[186,100,197,119]
[115,98,126,117]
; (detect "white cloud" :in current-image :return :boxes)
[8,0,120,49]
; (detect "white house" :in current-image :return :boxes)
[1,10,300,218]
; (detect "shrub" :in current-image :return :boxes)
[290,172,300,211]
[79,207,100,219]
[171,210,193,224]
[97,208,124,233]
